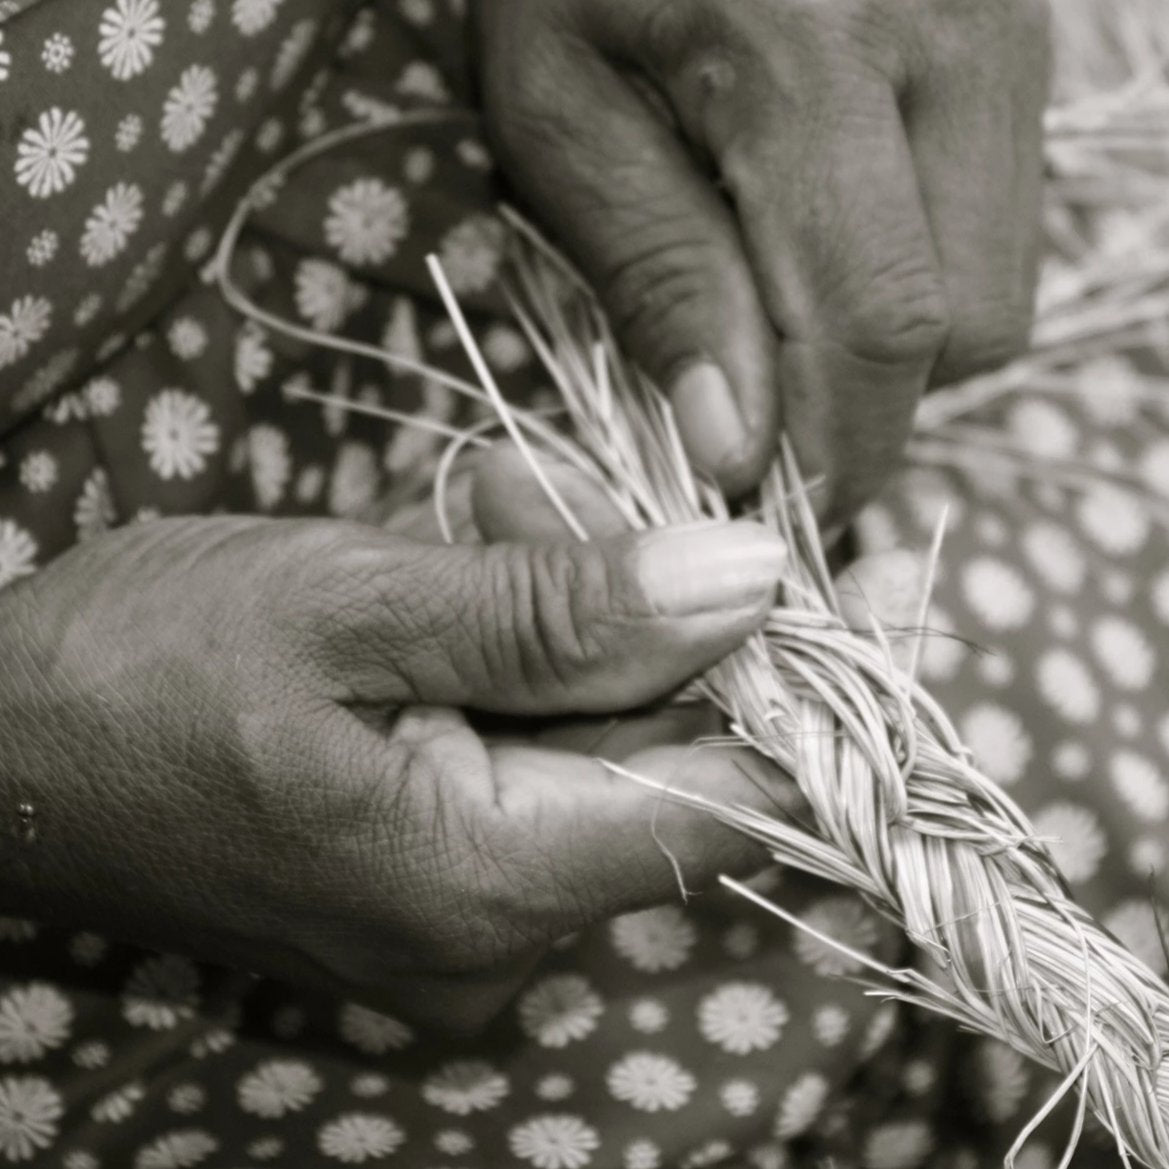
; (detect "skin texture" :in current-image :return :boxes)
[475,0,1051,517]
[0,459,798,1032]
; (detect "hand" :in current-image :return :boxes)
[475,0,1050,517]
[0,495,786,1032]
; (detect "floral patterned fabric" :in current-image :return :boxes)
[0,2,1166,1167]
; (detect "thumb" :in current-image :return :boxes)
[491,740,792,930]
[313,521,785,714]
[483,27,780,495]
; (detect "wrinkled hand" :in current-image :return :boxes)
[0,477,787,1032]
[476,0,1050,516]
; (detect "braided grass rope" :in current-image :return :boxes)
[434,225,1169,1167]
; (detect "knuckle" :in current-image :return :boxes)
[498,542,615,693]
[833,270,951,367]
[598,232,721,375]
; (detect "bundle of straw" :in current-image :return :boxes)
[211,4,1169,1162]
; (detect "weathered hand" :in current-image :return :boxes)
[0,503,785,1031]
[476,0,1050,516]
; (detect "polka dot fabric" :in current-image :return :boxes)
[0,3,1164,1168]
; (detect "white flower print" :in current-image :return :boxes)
[234,322,273,393]
[517,975,604,1048]
[133,1128,218,1169]
[0,296,52,368]
[317,1114,404,1163]
[396,60,449,102]
[115,114,144,152]
[792,896,880,977]
[163,181,189,217]
[188,0,215,33]
[422,1061,509,1116]
[961,703,1034,786]
[535,1075,574,1102]
[1077,483,1150,555]
[325,178,409,266]
[246,1136,283,1161]
[509,1115,600,1169]
[1036,649,1100,726]
[25,230,58,267]
[402,144,435,182]
[628,998,668,1034]
[189,1026,235,1058]
[0,984,73,1064]
[349,1073,389,1098]
[1091,614,1155,690]
[698,982,789,1055]
[969,1039,1029,1123]
[100,0,165,80]
[607,1052,695,1113]
[296,464,325,505]
[41,33,74,73]
[961,557,1035,630]
[0,921,37,944]
[0,522,38,590]
[117,241,169,312]
[247,425,291,511]
[162,65,218,152]
[328,441,378,517]
[400,0,435,25]
[1130,837,1166,879]
[1103,900,1169,976]
[167,1083,206,1114]
[73,1042,109,1070]
[812,1004,850,1046]
[1032,802,1107,884]
[14,347,80,416]
[121,954,201,1030]
[624,1139,660,1169]
[719,1079,759,1118]
[435,1132,474,1157]
[235,66,260,103]
[437,214,505,294]
[862,1121,935,1169]
[16,108,89,198]
[233,0,285,36]
[92,1081,145,1124]
[69,932,108,967]
[774,1072,828,1138]
[85,377,122,417]
[0,32,10,82]
[237,1059,323,1118]
[80,182,144,267]
[201,128,243,194]
[0,1076,62,1161]
[294,259,365,331]
[337,1003,413,1055]
[610,906,697,973]
[484,323,530,372]
[859,1003,899,1059]
[457,136,492,170]
[271,19,318,90]
[141,390,220,481]
[18,452,58,494]
[168,317,209,360]
[680,1140,734,1168]
[64,1151,99,1169]
[1021,522,1086,593]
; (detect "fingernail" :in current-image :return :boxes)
[637,521,787,616]
[671,363,750,476]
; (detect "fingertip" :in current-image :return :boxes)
[670,361,778,498]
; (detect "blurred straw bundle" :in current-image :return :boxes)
[214,0,1169,1163]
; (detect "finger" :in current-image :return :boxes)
[526,702,722,757]
[471,442,630,544]
[481,12,781,494]
[490,740,792,930]
[621,7,949,521]
[310,520,785,713]
[903,4,1051,386]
